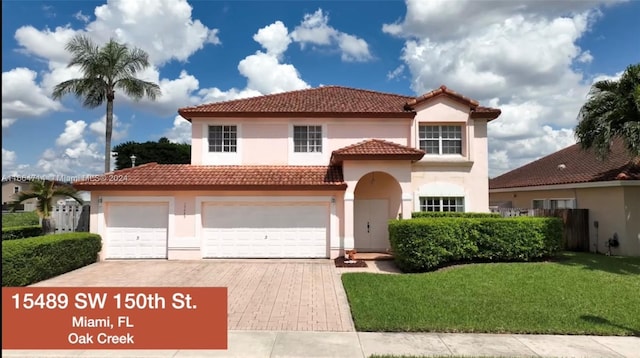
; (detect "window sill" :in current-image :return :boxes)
[415,156,474,167]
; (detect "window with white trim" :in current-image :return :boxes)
[420,196,464,212]
[13,186,20,194]
[293,125,322,153]
[208,125,237,152]
[419,125,462,154]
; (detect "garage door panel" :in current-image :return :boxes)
[106,203,168,259]
[202,203,328,258]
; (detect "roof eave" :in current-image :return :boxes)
[73,184,348,191]
[470,110,501,121]
[330,153,425,165]
[177,111,416,121]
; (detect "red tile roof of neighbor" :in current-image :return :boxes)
[73,163,346,191]
[178,85,501,121]
[489,138,640,189]
[331,139,425,164]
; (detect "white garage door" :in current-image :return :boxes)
[202,203,328,258]
[106,203,168,259]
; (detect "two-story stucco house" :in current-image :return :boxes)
[74,85,501,260]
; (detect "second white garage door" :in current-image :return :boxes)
[202,203,328,258]
[106,203,168,259]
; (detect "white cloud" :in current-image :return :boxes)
[74,11,90,23]
[56,120,87,146]
[163,116,192,144]
[3,119,17,128]
[385,0,622,176]
[14,25,78,64]
[253,21,291,59]
[2,68,63,127]
[238,52,309,94]
[291,9,372,62]
[387,64,405,80]
[88,114,128,143]
[2,148,17,167]
[86,0,220,65]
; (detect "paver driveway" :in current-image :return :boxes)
[32,259,355,332]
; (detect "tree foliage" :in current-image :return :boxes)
[112,137,191,170]
[575,63,640,159]
[52,35,161,173]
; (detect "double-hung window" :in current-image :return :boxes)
[208,125,237,153]
[419,125,462,154]
[419,197,465,212]
[293,125,322,153]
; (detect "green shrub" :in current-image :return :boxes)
[2,212,39,227]
[2,225,43,240]
[2,233,102,287]
[389,217,563,272]
[411,211,501,218]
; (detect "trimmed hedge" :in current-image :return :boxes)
[411,211,501,218]
[2,233,102,287]
[2,225,43,240]
[389,217,563,272]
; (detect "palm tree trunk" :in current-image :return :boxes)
[105,98,114,173]
[42,217,55,235]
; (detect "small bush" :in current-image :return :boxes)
[390,217,562,272]
[2,233,102,287]
[2,212,39,227]
[411,211,501,218]
[2,225,42,240]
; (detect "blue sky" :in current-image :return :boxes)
[2,0,639,178]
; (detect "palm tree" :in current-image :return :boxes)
[52,35,161,173]
[9,180,84,235]
[575,63,640,159]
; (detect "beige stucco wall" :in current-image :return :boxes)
[490,184,640,256]
[2,182,38,211]
[623,186,640,256]
[410,97,490,213]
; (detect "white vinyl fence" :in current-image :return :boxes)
[41,204,90,233]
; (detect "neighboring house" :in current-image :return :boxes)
[489,139,640,256]
[1,178,89,212]
[74,85,501,260]
[2,178,37,212]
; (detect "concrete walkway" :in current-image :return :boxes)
[3,331,638,357]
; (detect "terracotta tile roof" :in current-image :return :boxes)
[331,139,425,164]
[178,86,415,119]
[178,85,501,121]
[470,106,502,119]
[406,85,480,108]
[490,138,640,189]
[73,163,346,191]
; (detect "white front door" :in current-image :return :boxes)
[106,203,168,259]
[354,199,389,252]
[202,203,328,258]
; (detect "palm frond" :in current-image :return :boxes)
[52,187,84,205]
[116,78,161,101]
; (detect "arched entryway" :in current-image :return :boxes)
[353,171,402,252]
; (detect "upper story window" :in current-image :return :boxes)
[420,196,465,212]
[294,125,322,153]
[13,186,20,194]
[419,125,462,155]
[208,125,237,153]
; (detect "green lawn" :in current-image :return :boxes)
[342,252,640,336]
[2,212,39,228]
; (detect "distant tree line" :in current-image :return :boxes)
[113,137,190,170]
